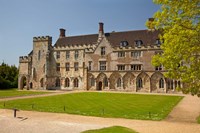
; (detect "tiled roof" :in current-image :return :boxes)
[54,30,160,48]
[54,34,98,47]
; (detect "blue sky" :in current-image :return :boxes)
[0,0,160,66]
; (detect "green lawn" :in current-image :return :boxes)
[82,126,138,133]
[0,92,183,120]
[0,89,51,98]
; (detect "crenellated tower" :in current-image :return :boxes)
[31,36,52,89]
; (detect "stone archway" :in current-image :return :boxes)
[19,76,28,90]
[150,72,166,92]
[136,72,150,92]
[96,73,107,91]
[123,72,135,90]
[109,72,121,90]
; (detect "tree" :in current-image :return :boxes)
[147,0,200,96]
[0,62,18,89]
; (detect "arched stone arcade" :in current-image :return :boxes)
[150,72,166,93]
[136,72,150,92]
[96,73,107,90]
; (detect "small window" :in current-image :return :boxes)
[66,51,70,59]
[56,51,60,59]
[159,78,164,88]
[131,65,142,71]
[56,63,60,72]
[117,78,121,87]
[155,65,162,71]
[118,51,125,57]
[117,65,125,71]
[137,78,143,88]
[88,61,92,71]
[74,78,79,87]
[131,51,142,58]
[38,50,41,60]
[74,50,79,59]
[156,39,163,46]
[65,63,70,71]
[135,40,143,47]
[65,78,70,87]
[74,62,79,71]
[101,47,106,56]
[104,77,108,87]
[90,77,95,86]
[120,41,129,47]
[99,61,106,71]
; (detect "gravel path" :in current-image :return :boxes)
[0,92,200,133]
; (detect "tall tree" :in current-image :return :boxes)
[147,0,200,96]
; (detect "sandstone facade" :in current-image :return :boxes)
[18,22,182,93]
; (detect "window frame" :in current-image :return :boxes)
[74,62,79,71]
[118,51,125,57]
[101,47,106,56]
[117,65,125,71]
[99,61,106,71]
[66,51,70,59]
[56,51,60,59]
[56,63,60,72]
[74,50,79,59]
[65,62,70,71]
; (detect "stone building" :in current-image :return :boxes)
[18,22,181,93]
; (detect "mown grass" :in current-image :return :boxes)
[0,89,51,98]
[82,126,138,133]
[0,92,183,120]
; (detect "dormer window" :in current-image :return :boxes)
[156,39,163,46]
[135,40,143,47]
[120,41,129,47]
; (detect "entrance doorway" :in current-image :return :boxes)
[98,81,102,90]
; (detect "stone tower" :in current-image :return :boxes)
[31,36,52,89]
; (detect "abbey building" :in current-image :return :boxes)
[18,21,181,93]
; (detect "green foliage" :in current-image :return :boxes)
[0,92,183,120]
[0,62,18,89]
[148,0,200,96]
[0,89,51,98]
[82,126,138,133]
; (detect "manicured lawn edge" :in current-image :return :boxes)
[81,126,138,133]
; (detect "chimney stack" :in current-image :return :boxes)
[59,28,66,38]
[99,22,104,33]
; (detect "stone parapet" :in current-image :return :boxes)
[19,56,31,63]
[33,36,52,42]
